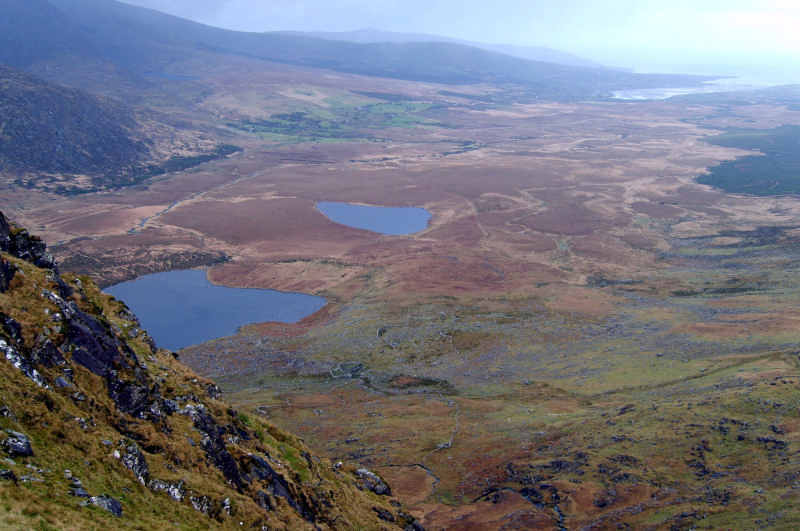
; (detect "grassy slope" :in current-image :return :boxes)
[199,221,800,529]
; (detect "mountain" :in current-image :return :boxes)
[0,210,417,529]
[0,62,237,194]
[0,0,710,102]
[277,28,610,70]
[0,63,147,186]
[0,0,148,96]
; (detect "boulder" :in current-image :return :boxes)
[120,443,149,486]
[31,340,65,367]
[88,495,122,517]
[1,339,49,388]
[3,430,33,457]
[149,479,186,501]
[354,467,391,496]
[190,496,212,514]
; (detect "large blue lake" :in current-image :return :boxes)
[105,269,326,351]
[317,201,431,235]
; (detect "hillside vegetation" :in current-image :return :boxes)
[0,211,417,530]
[0,63,238,193]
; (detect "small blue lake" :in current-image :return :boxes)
[104,269,326,351]
[317,201,431,235]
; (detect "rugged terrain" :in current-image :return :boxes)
[4,0,800,529]
[0,210,417,530]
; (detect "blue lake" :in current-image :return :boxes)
[104,269,326,351]
[317,201,431,235]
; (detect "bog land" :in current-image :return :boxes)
[6,57,800,529]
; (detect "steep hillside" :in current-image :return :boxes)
[0,63,237,194]
[0,0,130,91]
[0,210,417,530]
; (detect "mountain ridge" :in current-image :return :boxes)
[5,0,713,102]
[275,28,611,70]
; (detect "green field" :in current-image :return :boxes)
[232,94,439,142]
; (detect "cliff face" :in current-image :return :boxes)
[0,210,418,530]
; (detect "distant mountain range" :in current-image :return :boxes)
[0,0,718,190]
[0,0,710,100]
[277,28,617,70]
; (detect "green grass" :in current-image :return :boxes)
[233,95,439,142]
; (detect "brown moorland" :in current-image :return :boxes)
[5,56,800,529]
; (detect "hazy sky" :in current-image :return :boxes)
[120,0,800,81]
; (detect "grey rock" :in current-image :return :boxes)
[31,340,64,367]
[70,487,90,498]
[149,478,186,501]
[0,258,14,293]
[55,376,73,388]
[254,491,273,511]
[70,392,87,402]
[0,469,18,484]
[47,273,73,300]
[1,339,49,389]
[0,212,11,253]
[190,495,212,514]
[0,314,21,343]
[354,467,391,496]
[181,404,243,488]
[206,384,222,399]
[163,399,179,413]
[2,430,33,458]
[9,228,53,270]
[120,443,149,486]
[247,454,312,521]
[88,495,122,517]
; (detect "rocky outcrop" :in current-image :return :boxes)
[180,403,244,488]
[2,430,34,458]
[87,495,123,517]
[0,212,55,271]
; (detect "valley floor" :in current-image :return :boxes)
[6,91,800,529]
